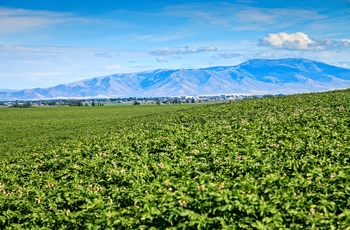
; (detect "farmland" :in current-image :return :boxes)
[0,104,203,155]
[1,90,350,229]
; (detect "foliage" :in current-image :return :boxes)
[1,90,350,229]
[0,104,202,155]
[67,100,83,106]
[10,102,32,108]
[91,102,104,106]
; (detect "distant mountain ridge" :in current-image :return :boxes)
[1,58,350,100]
[0,89,18,93]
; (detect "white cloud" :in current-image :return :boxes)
[235,9,276,24]
[150,46,217,56]
[131,33,190,42]
[196,46,218,52]
[0,7,77,34]
[218,52,241,59]
[161,3,325,32]
[103,64,133,72]
[95,53,113,58]
[0,44,152,89]
[150,47,188,56]
[258,32,350,51]
[233,8,325,31]
[0,6,105,38]
[341,39,350,47]
[258,32,314,50]
[156,57,168,62]
[334,62,350,69]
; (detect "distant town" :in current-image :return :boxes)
[0,94,281,108]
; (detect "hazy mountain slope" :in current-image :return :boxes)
[1,58,350,100]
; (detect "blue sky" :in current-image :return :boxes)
[1,0,349,90]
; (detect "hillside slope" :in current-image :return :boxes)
[1,58,350,100]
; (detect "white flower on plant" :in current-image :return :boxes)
[197,185,205,191]
[179,200,187,207]
[164,179,171,186]
[310,208,315,215]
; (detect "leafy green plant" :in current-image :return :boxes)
[1,90,350,229]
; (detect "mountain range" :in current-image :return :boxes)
[1,58,350,101]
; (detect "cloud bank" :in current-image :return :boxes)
[218,52,241,59]
[0,7,81,34]
[95,52,113,58]
[258,32,350,51]
[150,46,217,56]
[156,57,168,62]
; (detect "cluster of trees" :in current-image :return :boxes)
[133,98,198,105]
[91,102,104,106]
[67,101,104,106]
[11,103,32,108]
[67,100,83,106]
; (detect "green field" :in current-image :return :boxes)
[0,104,203,155]
[1,90,350,229]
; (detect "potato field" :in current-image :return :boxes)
[1,90,350,229]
